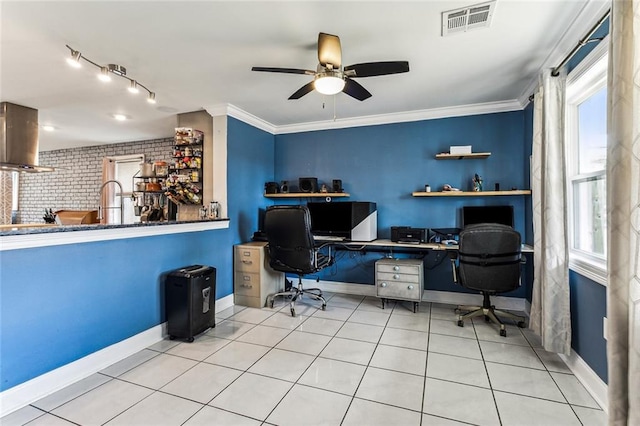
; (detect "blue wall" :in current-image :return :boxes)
[0,116,275,392]
[569,271,608,382]
[273,111,531,297]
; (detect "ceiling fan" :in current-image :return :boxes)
[251,32,409,101]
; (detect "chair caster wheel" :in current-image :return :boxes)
[485,315,491,322]
[517,321,526,328]
[187,337,195,343]
[169,335,175,340]
[290,308,296,317]
[321,304,326,311]
[457,320,464,327]
[270,300,274,309]
[500,329,507,337]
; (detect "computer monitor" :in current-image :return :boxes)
[462,205,514,228]
[307,201,377,241]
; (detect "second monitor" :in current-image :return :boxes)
[307,201,377,241]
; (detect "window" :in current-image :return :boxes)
[565,43,608,285]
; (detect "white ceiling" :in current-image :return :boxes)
[1,0,609,151]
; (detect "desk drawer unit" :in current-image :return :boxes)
[375,258,424,312]
[234,242,284,308]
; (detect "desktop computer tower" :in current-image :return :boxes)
[165,265,216,342]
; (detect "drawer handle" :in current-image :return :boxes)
[241,284,253,289]
[393,274,400,280]
[407,285,414,290]
[393,266,400,271]
[242,260,253,264]
[243,275,251,281]
[380,282,387,287]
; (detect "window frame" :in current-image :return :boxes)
[565,37,609,286]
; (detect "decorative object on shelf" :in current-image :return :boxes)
[65,45,157,104]
[450,145,472,155]
[442,184,460,191]
[209,201,220,219]
[424,184,431,192]
[472,174,483,191]
[320,184,328,193]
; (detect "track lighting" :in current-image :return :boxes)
[66,49,82,68]
[65,44,157,104]
[128,80,140,94]
[98,66,111,82]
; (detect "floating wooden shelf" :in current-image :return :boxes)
[412,190,531,197]
[435,152,491,160]
[264,192,350,198]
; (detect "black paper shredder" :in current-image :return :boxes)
[165,265,216,342]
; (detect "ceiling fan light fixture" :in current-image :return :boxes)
[314,74,345,95]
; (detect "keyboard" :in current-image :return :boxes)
[314,235,346,242]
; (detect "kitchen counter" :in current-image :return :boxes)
[0,218,230,250]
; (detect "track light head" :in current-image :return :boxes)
[147,92,156,104]
[128,80,140,94]
[66,49,82,68]
[98,66,111,82]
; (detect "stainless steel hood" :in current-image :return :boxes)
[0,102,54,172]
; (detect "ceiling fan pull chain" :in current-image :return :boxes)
[333,95,337,121]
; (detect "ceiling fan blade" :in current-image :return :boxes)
[344,61,410,77]
[318,32,342,69]
[342,78,372,101]
[288,81,316,100]
[252,67,315,75]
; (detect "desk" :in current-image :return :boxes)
[325,238,533,253]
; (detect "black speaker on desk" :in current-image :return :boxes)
[299,177,318,193]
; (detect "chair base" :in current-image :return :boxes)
[456,293,526,337]
[268,278,326,317]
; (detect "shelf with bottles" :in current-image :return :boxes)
[174,127,204,146]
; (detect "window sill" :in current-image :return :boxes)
[569,254,607,287]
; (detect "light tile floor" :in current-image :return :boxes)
[2,294,608,426]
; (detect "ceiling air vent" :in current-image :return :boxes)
[442,1,496,36]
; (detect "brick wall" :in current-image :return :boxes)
[18,137,174,224]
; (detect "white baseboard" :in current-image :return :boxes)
[560,350,608,412]
[302,279,528,313]
[0,294,235,417]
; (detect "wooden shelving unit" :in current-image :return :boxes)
[435,152,491,160]
[412,190,531,197]
[264,192,350,198]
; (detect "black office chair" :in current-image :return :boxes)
[451,223,526,336]
[264,205,331,317]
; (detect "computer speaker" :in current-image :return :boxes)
[332,179,343,193]
[280,180,289,193]
[299,177,318,193]
[264,182,279,194]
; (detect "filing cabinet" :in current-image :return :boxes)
[375,258,424,312]
[234,241,284,308]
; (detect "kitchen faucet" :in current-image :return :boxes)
[98,179,124,224]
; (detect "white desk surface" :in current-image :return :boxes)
[330,238,534,253]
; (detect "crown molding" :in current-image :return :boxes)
[205,104,276,134]
[210,100,523,136]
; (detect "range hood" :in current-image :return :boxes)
[0,102,54,173]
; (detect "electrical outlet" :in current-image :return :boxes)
[603,317,608,340]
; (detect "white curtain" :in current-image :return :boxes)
[606,1,640,424]
[530,69,572,355]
